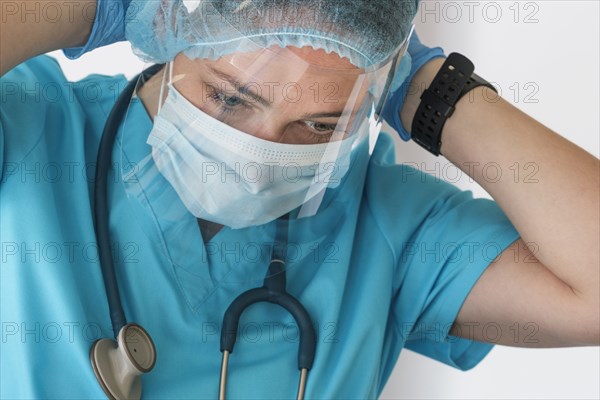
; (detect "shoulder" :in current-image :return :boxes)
[1,54,128,117]
[363,132,515,261]
[363,132,464,252]
[0,55,128,176]
[2,54,65,83]
[366,132,460,210]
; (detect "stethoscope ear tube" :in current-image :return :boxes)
[219,216,317,399]
[220,268,317,370]
[281,293,317,371]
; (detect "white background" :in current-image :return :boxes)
[50,1,599,399]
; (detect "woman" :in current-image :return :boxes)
[1,1,598,399]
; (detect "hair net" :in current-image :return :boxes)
[125,0,418,68]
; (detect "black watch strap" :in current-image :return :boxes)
[411,52,497,156]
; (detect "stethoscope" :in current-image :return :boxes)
[91,64,316,400]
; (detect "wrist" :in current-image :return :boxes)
[63,0,129,60]
[402,54,499,157]
[439,85,501,158]
[399,57,446,137]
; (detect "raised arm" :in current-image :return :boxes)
[0,0,96,76]
[401,57,599,347]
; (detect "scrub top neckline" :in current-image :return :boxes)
[115,96,225,312]
[113,90,364,313]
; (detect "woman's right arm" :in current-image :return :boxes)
[0,0,96,76]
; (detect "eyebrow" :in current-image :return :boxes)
[207,66,346,119]
[207,66,271,107]
[300,111,344,119]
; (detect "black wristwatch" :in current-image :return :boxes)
[410,52,498,156]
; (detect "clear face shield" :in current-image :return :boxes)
[120,30,413,231]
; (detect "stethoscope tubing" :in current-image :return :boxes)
[94,64,164,338]
[94,65,317,399]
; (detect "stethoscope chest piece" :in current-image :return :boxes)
[90,323,156,400]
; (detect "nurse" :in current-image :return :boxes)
[1,1,598,399]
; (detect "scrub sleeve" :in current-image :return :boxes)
[378,30,521,373]
[367,135,521,381]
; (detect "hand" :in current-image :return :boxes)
[63,0,133,59]
[382,30,446,141]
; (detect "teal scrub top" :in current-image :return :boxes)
[0,56,521,399]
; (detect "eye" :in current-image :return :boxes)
[304,121,337,134]
[213,92,244,107]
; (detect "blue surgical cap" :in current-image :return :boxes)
[125,0,419,68]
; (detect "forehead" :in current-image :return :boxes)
[284,46,360,69]
[173,48,372,110]
[200,46,364,82]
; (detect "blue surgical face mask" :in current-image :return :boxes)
[146,77,354,229]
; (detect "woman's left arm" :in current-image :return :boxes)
[401,57,600,347]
